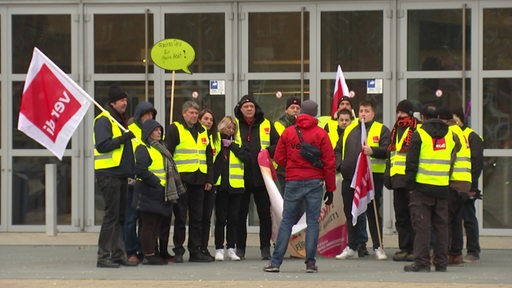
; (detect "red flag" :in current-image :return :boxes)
[331,65,350,116]
[350,119,374,226]
[18,48,92,160]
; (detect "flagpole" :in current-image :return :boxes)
[371,196,384,249]
[81,92,129,133]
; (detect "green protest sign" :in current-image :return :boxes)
[151,38,195,74]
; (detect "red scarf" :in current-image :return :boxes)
[388,116,418,153]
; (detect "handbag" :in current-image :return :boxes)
[295,125,323,168]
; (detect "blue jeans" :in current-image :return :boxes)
[271,179,324,266]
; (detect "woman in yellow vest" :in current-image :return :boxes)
[213,116,250,261]
[134,119,185,265]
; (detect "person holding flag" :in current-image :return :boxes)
[94,84,137,268]
[334,99,390,261]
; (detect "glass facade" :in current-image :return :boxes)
[0,1,511,236]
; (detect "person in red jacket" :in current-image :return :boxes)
[264,100,336,273]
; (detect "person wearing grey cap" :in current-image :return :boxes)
[264,100,336,273]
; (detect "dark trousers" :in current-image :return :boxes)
[448,189,465,256]
[462,198,480,256]
[393,187,414,253]
[97,174,127,262]
[237,185,271,251]
[200,188,216,249]
[215,189,242,249]
[173,184,205,254]
[410,190,449,267]
[139,211,163,256]
[124,185,140,258]
[157,213,172,255]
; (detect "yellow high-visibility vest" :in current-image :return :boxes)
[215,140,244,188]
[173,122,209,173]
[94,111,124,170]
[448,125,472,182]
[415,128,455,186]
[342,121,385,173]
[146,145,166,187]
[235,118,272,149]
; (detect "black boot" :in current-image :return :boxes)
[173,247,185,263]
[189,249,213,262]
[261,246,271,260]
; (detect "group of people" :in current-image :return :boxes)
[94,84,483,274]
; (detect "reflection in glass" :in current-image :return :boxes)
[12,157,72,225]
[12,82,71,149]
[165,13,225,73]
[483,8,512,70]
[12,15,71,73]
[321,11,383,72]
[483,78,512,149]
[249,12,309,73]
[407,78,469,114]
[249,80,309,123]
[483,157,512,228]
[94,14,154,73]
[407,9,470,71]
[320,79,384,122]
[163,80,225,125]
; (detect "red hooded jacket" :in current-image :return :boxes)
[274,114,336,192]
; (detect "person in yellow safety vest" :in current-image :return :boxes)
[404,105,460,272]
[323,95,355,132]
[452,107,484,263]
[94,84,136,268]
[274,97,301,194]
[212,116,250,261]
[437,107,472,266]
[327,108,354,149]
[125,101,157,265]
[164,101,214,263]
[134,119,183,265]
[335,99,390,261]
[233,94,280,260]
[384,99,419,262]
[198,108,220,261]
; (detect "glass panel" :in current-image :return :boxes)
[94,14,154,73]
[94,81,154,225]
[407,9,470,71]
[165,13,225,73]
[12,81,72,149]
[163,80,225,125]
[483,78,512,149]
[12,157,72,225]
[483,157,512,228]
[321,11,383,72]
[248,80,309,123]
[320,79,384,122]
[249,12,309,73]
[483,8,512,70]
[406,78,469,114]
[12,15,71,74]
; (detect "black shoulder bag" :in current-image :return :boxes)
[294,125,323,168]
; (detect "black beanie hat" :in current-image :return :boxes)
[237,94,256,107]
[337,96,353,108]
[286,97,301,109]
[108,85,128,103]
[437,106,453,120]
[453,107,465,123]
[396,100,415,116]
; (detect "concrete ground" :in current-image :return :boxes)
[0,233,511,288]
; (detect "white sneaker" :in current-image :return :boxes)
[375,247,388,260]
[215,249,224,261]
[335,247,358,259]
[227,248,241,261]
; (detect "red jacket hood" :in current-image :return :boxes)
[296,114,319,129]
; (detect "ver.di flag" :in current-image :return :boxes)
[331,64,350,116]
[350,119,375,226]
[18,48,92,160]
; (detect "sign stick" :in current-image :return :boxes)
[169,70,176,124]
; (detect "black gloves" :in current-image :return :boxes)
[323,192,333,205]
[119,131,135,143]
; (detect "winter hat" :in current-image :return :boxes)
[453,107,465,123]
[338,96,353,108]
[237,94,256,107]
[396,100,415,116]
[301,100,318,117]
[108,85,128,103]
[437,106,453,120]
[286,97,301,109]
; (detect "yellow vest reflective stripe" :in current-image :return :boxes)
[215,141,245,188]
[210,133,221,163]
[367,122,386,173]
[274,121,285,136]
[94,111,124,169]
[389,127,410,177]
[235,118,272,149]
[128,122,142,154]
[326,119,339,149]
[416,128,455,186]
[173,122,209,173]
[449,125,472,182]
[341,119,359,160]
[146,145,166,187]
